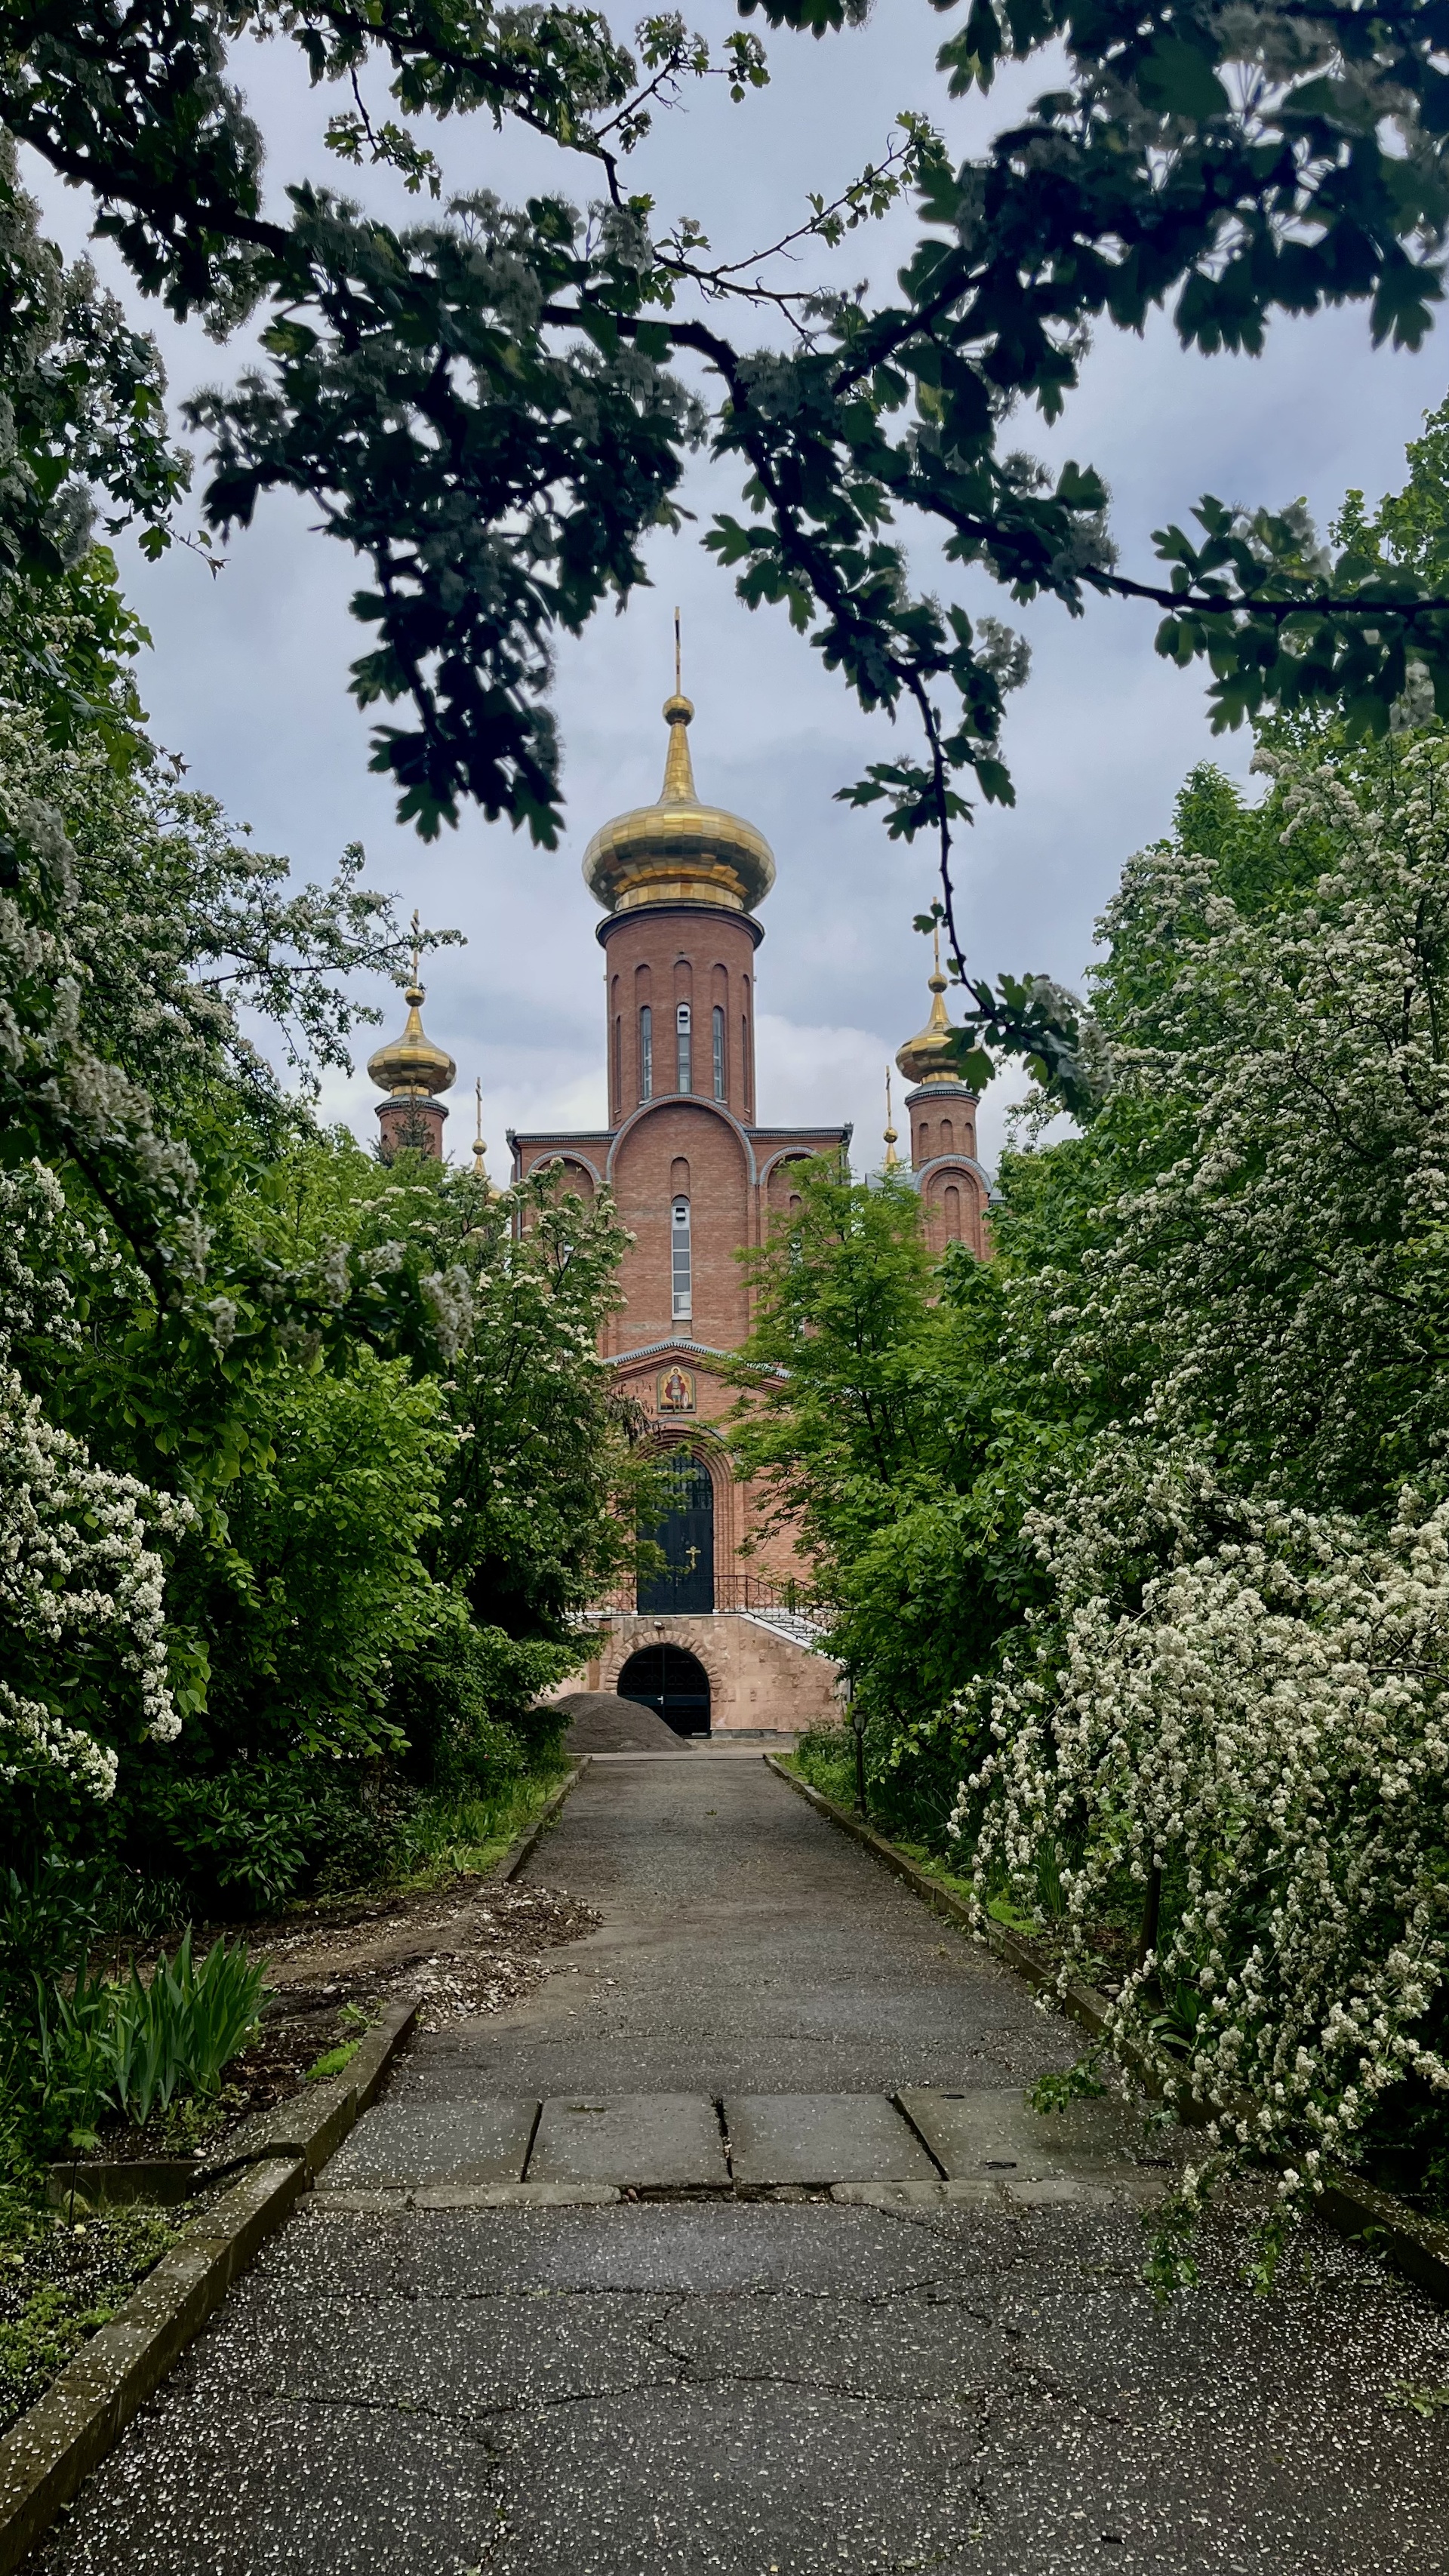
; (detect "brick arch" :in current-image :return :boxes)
[920,1159,988,1258]
[762,1149,814,1227]
[605,1094,757,1186]
[640,1421,740,1593]
[593,1615,733,1707]
[525,1151,601,1196]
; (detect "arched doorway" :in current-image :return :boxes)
[637,1450,715,1614]
[617,1645,711,1737]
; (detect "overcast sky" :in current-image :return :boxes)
[26,2,1449,1174]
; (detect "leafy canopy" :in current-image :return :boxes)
[12,0,1449,1092]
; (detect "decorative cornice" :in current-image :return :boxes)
[611,1334,780,1377]
[595,900,764,951]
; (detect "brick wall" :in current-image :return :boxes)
[550,1608,842,1734]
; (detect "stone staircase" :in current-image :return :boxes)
[740,1603,832,1651]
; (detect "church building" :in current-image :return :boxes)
[368,683,992,1734]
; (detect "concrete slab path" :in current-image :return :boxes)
[36,1757,1449,2574]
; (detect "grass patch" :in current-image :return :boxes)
[785,1731,857,1812]
[384,1754,575,1891]
[304,2040,360,2082]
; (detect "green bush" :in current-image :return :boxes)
[386,1613,577,1793]
[4,1916,266,2157]
[125,1759,423,1913]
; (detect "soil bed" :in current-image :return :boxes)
[79,1876,598,2170]
[3,1873,598,2442]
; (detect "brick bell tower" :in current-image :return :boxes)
[509,665,851,1737]
[893,931,992,1258]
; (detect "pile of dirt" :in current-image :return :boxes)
[559,1689,691,1752]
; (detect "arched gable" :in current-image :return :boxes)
[605,1093,758,1186]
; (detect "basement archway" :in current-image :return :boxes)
[617,1644,712,1737]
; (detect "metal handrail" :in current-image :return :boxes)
[576,1574,833,1623]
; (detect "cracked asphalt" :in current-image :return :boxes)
[36,1756,1449,2575]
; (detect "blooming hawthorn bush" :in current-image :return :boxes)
[0,1162,189,1809]
[959,1443,1449,2213]
[946,737,1449,2220]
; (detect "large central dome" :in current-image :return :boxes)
[582,694,776,917]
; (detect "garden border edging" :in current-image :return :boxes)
[764,1753,1449,2307]
[0,1996,419,2574]
[492,1753,590,1884]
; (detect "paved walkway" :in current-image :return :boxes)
[39,1759,1449,2574]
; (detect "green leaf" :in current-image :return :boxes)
[1135,39,1231,122]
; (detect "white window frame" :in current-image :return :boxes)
[712,1002,725,1100]
[671,1195,692,1320]
[676,1001,692,1094]
[639,1005,652,1102]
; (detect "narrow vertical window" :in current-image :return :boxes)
[671,1196,692,1320]
[612,1016,622,1119]
[676,1001,692,1094]
[712,1003,725,1101]
[639,1006,652,1102]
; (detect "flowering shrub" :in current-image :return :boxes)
[959,1445,1449,2214]
[747,729,1449,2239]
[0,1371,189,1780]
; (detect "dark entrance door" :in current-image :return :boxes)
[637,1451,715,1614]
[617,1645,711,1737]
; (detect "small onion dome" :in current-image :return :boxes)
[368,978,456,1100]
[582,694,776,916]
[896,956,966,1092]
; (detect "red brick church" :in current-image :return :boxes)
[369,684,990,1732]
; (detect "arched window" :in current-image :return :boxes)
[671,1196,692,1320]
[712,1003,726,1100]
[639,1005,653,1102]
[676,1002,692,1094]
[612,1015,622,1119]
[944,1185,962,1241]
[940,1117,955,1153]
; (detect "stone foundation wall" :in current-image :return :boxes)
[548,1609,840,1735]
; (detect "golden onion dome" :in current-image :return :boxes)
[368,941,456,1101]
[582,694,776,916]
[896,940,968,1092]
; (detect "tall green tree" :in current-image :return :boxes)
[12,2,1449,1097]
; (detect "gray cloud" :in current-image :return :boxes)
[23,0,1449,1177]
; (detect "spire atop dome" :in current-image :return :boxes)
[882,1064,901,1171]
[896,923,970,1094]
[368,909,457,1106]
[582,653,776,919]
[660,690,698,803]
[472,1078,490,1187]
